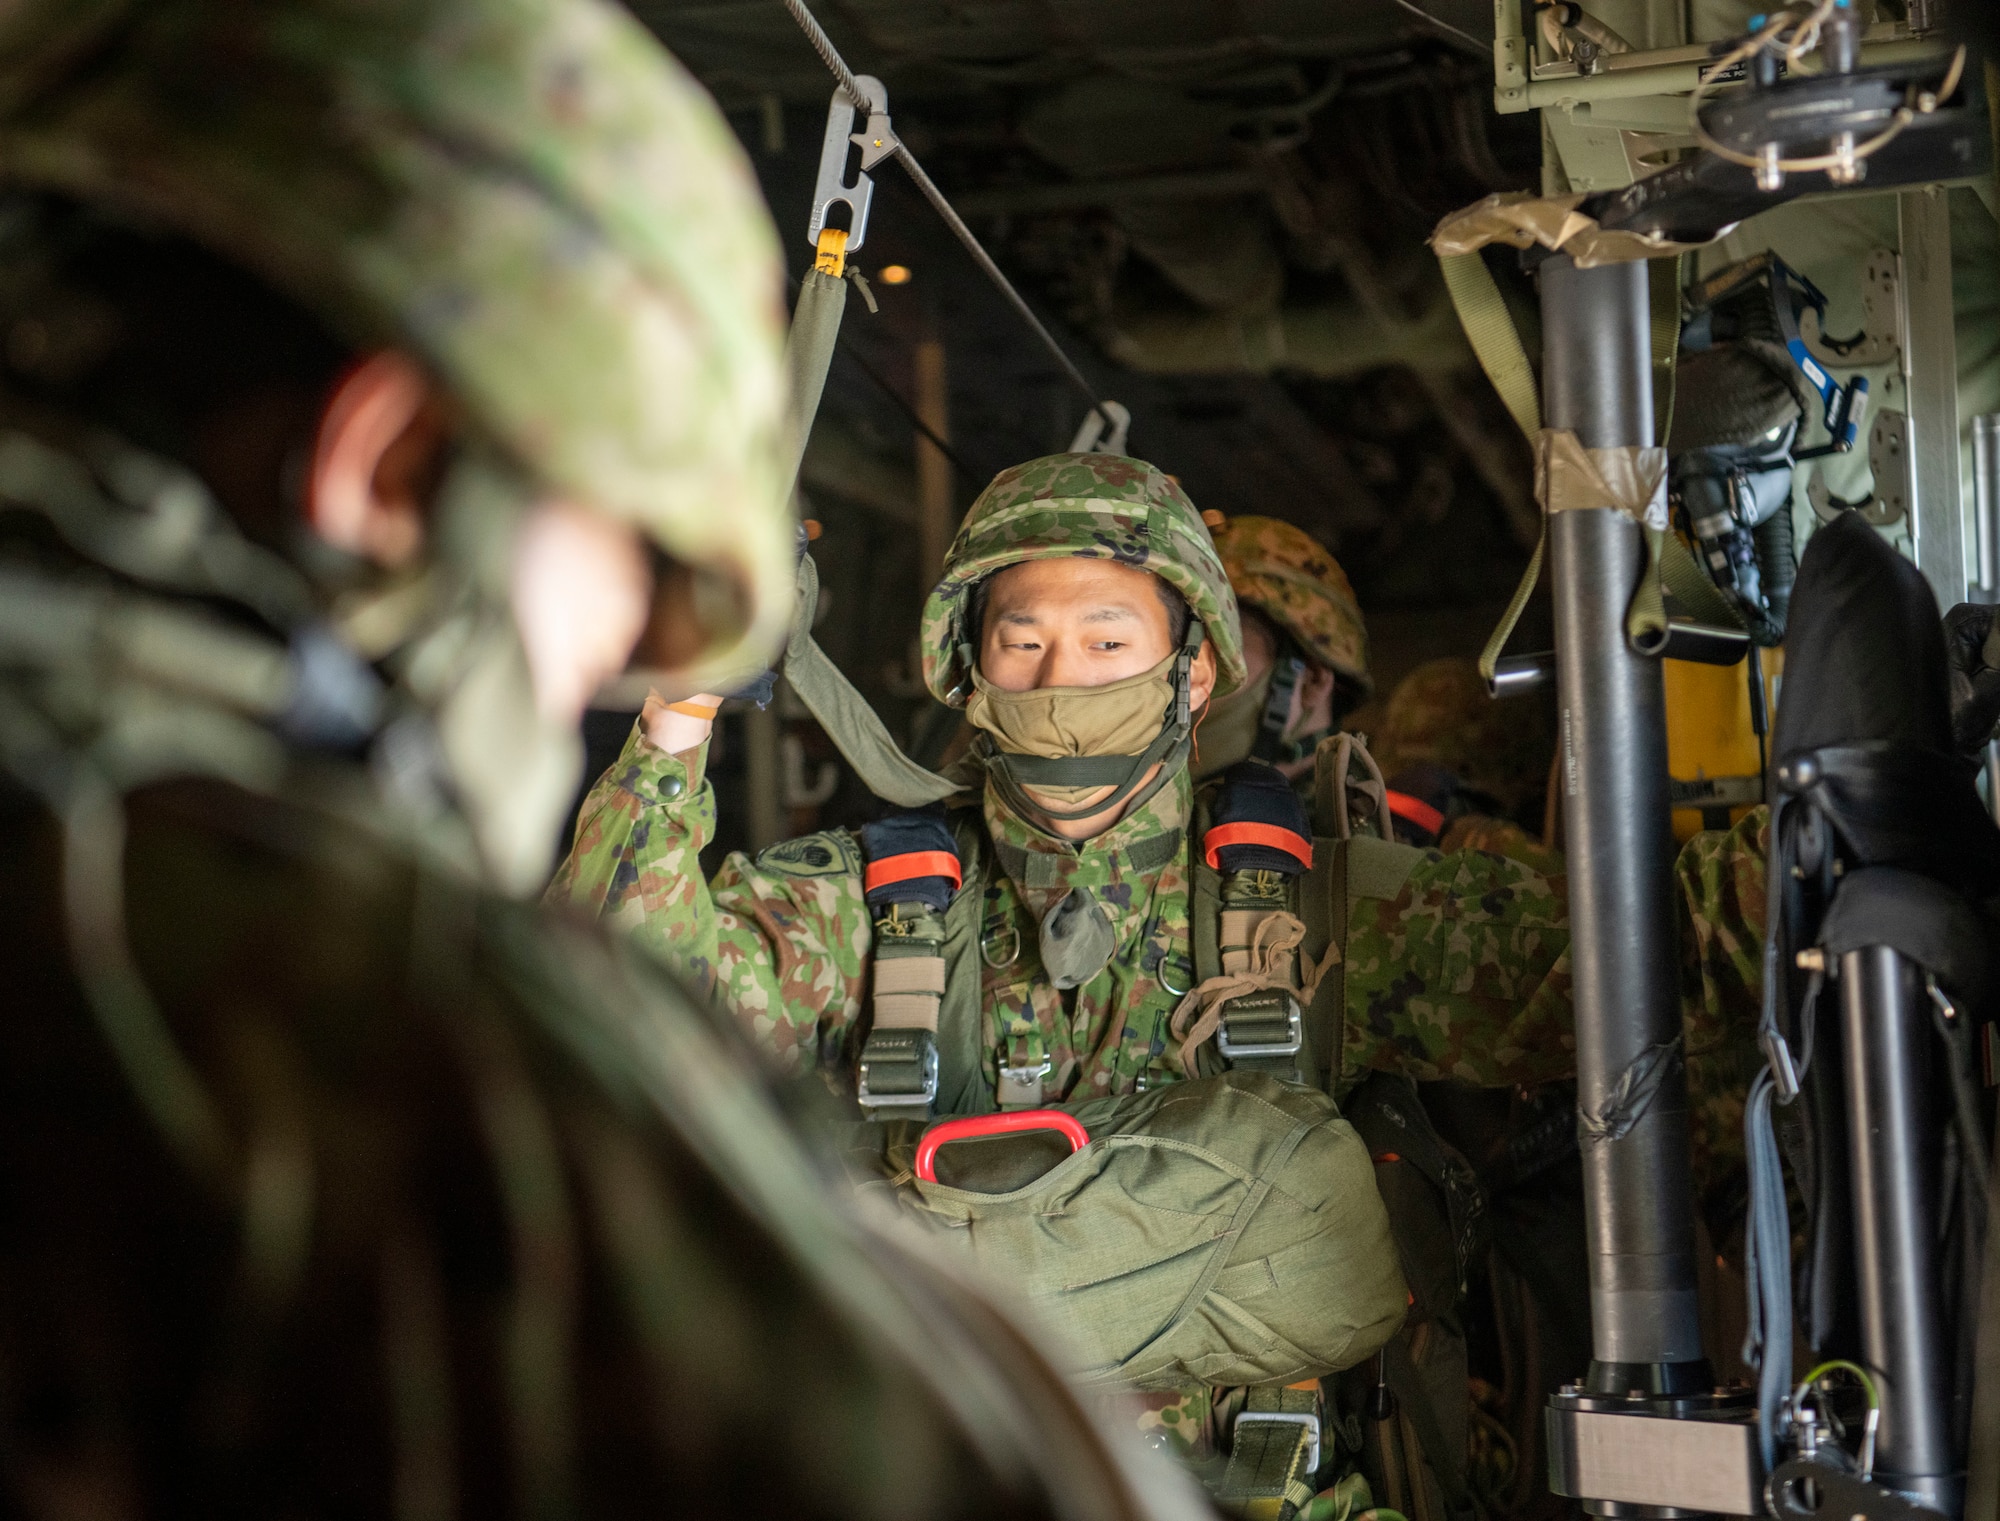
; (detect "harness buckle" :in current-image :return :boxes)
[857,1028,939,1114]
[998,1054,1053,1109]
[1217,990,1305,1061]
[1232,1410,1320,1478]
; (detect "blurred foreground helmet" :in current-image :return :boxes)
[0,0,794,695]
[1208,515,1371,697]
[920,453,1246,703]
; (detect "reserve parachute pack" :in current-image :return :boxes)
[849,736,1493,1521]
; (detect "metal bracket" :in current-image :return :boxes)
[1802,248,1902,370]
[1066,400,1130,455]
[808,76,887,255]
[1768,1458,1950,1521]
[1868,408,1912,526]
[1547,1390,1763,1515]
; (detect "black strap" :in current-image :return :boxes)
[1382,1334,1474,1521]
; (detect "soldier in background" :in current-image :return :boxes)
[1370,657,1559,866]
[0,3,1196,1516]
[1194,513,1372,783]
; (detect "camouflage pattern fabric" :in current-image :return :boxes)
[920,453,1247,702]
[555,718,1759,1210]
[1675,805,1770,1224]
[1209,515,1371,695]
[1372,659,1553,823]
[1439,814,1563,874]
[0,0,796,693]
[556,725,1199,1095]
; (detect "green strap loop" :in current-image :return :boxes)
[1438,245,1741,684]
[1438,252,1541,440]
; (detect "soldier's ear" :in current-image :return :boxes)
[307,350,453,567]
[1189,639,1218,712]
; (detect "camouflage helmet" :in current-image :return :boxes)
[1208,515,1372,697]
[921,453,1246,702]
[0,0,793,695]
[1371,656,1551,818]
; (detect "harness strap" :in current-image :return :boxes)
[1221,1386,1323,1521]
[857,811,965,1115]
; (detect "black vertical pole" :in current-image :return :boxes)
[1541,254,1709,1393]
[1840,945,1961,1515]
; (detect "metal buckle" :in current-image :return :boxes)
[1233,1411,1320,1477]
[997,1054,1051,1109]
[1216,991,1304,1061]
[1001,1055,1052,1083]
[857,1029,939,1113]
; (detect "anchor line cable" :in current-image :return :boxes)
[1389,0,1493,55]
[779,0,1108,420]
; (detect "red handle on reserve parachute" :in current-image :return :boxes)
[915,1111,1090,1183]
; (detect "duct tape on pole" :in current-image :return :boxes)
[1539,252,1707,1383]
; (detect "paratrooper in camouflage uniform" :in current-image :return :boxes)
[0,4,1196,1515]
[1371,656,1560,865]
[555,454,1763,1143]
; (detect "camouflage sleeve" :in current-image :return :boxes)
[1340,814,1770,1239]
[547,717,721,987]
[1675,806,1769,1232]
[546,720,874,1076]
[1437,815,1564,876]
[708,833,873,1075]
[1340,849,1575,1092]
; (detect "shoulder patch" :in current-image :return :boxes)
[754,829,861,879]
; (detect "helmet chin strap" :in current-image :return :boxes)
[978,623,1205,829]
[1251,650,1306,764]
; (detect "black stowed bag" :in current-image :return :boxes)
[1747,511,2000,1455]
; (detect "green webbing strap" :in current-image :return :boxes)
[1649,254,1684,448]
[1439,250,1547,685]
[1439,247,1740,683]
[781,552,962,807]
[777,266,969,807]
[937,815,995,1115]
[1220,1386,1321,1520]
[1298,838,1345,1097]
[1438,252,1541,442]
[784,268,847,492]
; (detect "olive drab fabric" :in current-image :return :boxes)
[920,453,1249,703]
[1208,515,1371,696]
[873,1074,1409,1392]
[0,0,795,698]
